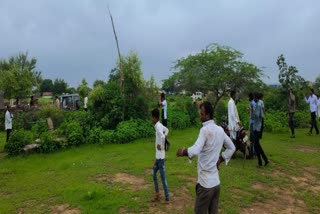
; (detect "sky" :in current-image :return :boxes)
[1,0,320,88]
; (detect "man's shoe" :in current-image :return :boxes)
[151,193,160,202]
[264,160,269,166]
[306,132,312,136]
[290,134,295,138]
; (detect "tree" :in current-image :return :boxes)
[40,79,54,94]
[109,51,148,120]
[161,72,181,94]
[93,80,106,88]
[277,54,306,91]
[0,52,41,104]
[170,43,263,113]
[77,78,91,99]
[52,78,68,95]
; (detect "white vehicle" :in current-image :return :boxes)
[191,92,203,101]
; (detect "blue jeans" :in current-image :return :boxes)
[152,159,170,200]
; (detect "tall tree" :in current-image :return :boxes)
[171,43,262,113]
[77,78,91,99]
[277,54,306,90]
[40,79,54,93]
[0,52,41,104]
[52,78,68,95]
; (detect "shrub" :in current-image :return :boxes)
[87,127,103,144]
[35,106,64,129]
[39,132,61,153]
[66,121,84,147]
[169,110,191,129]
[101,130,116,144]
[4,130,33,156]
[31,120,48,139]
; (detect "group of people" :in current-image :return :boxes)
[288,88,320,137]
[151,92,235,213]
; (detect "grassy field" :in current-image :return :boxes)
[0,128,319,214]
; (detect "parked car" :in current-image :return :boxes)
[60,94,81,110]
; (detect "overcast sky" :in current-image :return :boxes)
[1,0,319,88]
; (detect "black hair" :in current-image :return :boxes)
[151,108,160,119]
[200,101,213,119]
[248,93,254,101]
[160,92,165,99]
[230,90,236,98]
[310,88,314,94]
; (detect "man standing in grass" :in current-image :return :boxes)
[288,88,296,138]
[228,90,241,141]
[151,108,170,203]
[5,105,13,143]
[304,88,319,135]
[159,93,167,127]
[176,102,235,213]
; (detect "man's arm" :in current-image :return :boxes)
[217,133,236,170]
[176,129,205,158]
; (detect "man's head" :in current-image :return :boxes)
[230,90,236,99]
[248,93,254,101]
[151,108,160,124]
[160,93,165,101]
[309,88,314,95]
[199,102,213,122]
[7,105,11,111]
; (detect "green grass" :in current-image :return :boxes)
[0,128,320,213]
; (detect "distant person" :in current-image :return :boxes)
[258,93,265,139]
[84,95,88,112]
[288,88,296,138]
[176,102,235,213]
[304,88,319,135]
[55,96,60,109]
[253,93,269,167]
[159,93,167,127]
[5,105,13,143]
[317,95,320,121]
[228,90,240,141]
[150,108,170,203]
[248,93,256,158]
[29,95,35,107]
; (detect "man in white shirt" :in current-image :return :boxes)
[5,105,13,142]
[159,93,167,127]
[304,88,319,135]
[228,90,240,141]
[84,95,88,112]
[151,108,170,203]
[176,102,235,213]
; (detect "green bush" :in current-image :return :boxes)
[35,106,64,129]
[39,132,61,153]
[66,121,84,147]
[31,120,48,139]
[169,110,191,129]
[4,130,33,156]
[100,130,116,144]
[87,127,103,144]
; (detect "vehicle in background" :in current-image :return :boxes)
[191,92,203,102]
[60,94,81,110]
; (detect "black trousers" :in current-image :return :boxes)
[6,129,12,142]
[310,112,319,134]
[254,131,268,166]
[288,112,295,135]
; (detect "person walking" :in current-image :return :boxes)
[159,93,167,127]
[228,90,241,141]
[176,102,235,214]
[55,96,60,109]
[288,88,296,138]
[304,88,319,135]
[5,105,13,143]
[248,93,256,158]
[150,108,170,203]
[253,93,269,167]
[84,95,88,112]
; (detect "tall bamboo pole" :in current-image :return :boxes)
[108,6,124,120]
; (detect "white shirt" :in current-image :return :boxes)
[84,96,88,108]
[154,121,169,159]
[228,98,240,132]
[187,120,235,188]
[317,98,320,117]
[5,110,13,130]
[161,100,167,119]
[305,94,318,113]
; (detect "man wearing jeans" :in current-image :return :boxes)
[304,88,319,135]
[176,102,235,213]
[151,108,170,203]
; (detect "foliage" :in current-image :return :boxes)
[65,121,84,147]
[39,132,61,153]
[52,78,69,95]
[40,79,53,94]
[0,52,41,101]
[87,127,103,144]
[93,80,106,88]
[31,120,48,139]
[63,111,96,138]
[77,78,91,100]
[277,54,306,91]
[4,129,33,155]
[169,43,263,114]
[34,105,64,129]
[169,110,191,129]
